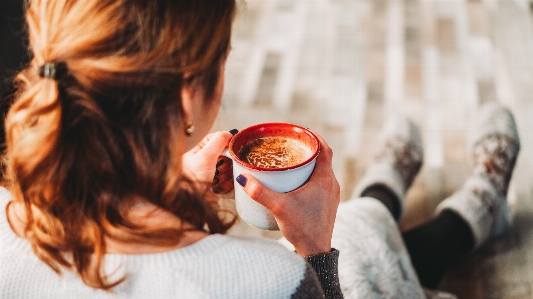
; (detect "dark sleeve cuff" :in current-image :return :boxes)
[304,249,343,299]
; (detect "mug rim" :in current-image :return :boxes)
[228,122,321,172]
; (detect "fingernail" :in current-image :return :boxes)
[216,160,224,167]
[215,168,220,175]
[212,177,219,185]
[213,186,223,193]
[236,174,247,187]
[229,129,239,136]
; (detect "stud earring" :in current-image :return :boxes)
[185,121,195,136]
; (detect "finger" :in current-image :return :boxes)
[211,185,224,194]
[310,130,333,165]
[212,179,234,195]
[201,131,233,154]
[213,187,235,200]
[219,178,234,191]
[215,156,232,172]
[212,169,233,186]
[305,132,334,178]
[189,132,217,154]
[196,131,233,164]
[235,173,284,214]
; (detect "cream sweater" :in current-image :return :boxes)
[0,188,341,298]
[1,187,452,299]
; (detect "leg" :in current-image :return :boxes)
[402,210,474,288]
[332,197,428,299]
[338,116,457,297]
[355,103,520,290]
[435,103,520,249]
[353,115,424,221]
[361,184,400,221]
[362,184,474,288]
[361,183,474,288]
[406,102,520,288]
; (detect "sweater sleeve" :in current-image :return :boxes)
[304,249,343,299]
[291,249,343,299]
[290,262,326,299]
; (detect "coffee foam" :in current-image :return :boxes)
[237,137,312,169]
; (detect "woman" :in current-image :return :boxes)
[0,0,522,298]
[1,0,341,298]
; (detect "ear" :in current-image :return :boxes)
[180,82,195,123]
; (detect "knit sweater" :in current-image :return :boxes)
[1,187,454,299]
[0,188,342,299]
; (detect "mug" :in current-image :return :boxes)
[222,123,320,230]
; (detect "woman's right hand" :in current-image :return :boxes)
[235,133,340,257]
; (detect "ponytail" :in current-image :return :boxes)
[6,0,237,290]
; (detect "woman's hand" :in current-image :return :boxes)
[211,155,235,199]
[182,131,235,198]
[235,133,340,256]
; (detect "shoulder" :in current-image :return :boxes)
[149,234,308,278]
[0,187,33,256]
[213,236,311,288]
[210,234,306,268]
[167,235,314,298]
[0,187,12,207]
[219,234,290,252]
[0,187,13,233]
[221,236,322,297]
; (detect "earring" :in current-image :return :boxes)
[185,121,195,136]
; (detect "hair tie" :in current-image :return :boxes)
[38,62,66,80]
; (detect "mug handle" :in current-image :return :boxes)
[220,148,231,160]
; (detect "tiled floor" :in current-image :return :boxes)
[212,1,533,298]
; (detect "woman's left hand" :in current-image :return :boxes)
[182,131,235,198]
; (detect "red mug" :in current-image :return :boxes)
[223,123,320,230]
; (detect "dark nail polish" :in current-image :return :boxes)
[229,129,239,136]
[213,186,223,193]
[212,177,219,185]
[216,160,224,167]
[236,174,247,187]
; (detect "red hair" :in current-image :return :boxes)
[6,0,236,290]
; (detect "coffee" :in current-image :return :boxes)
[237,137,311,169]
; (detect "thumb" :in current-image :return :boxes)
[236,174,283,212]
[197,131,233,161]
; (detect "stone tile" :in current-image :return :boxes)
[468,1,491,36]
[254,52,281,106]
[437,17,457,53]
